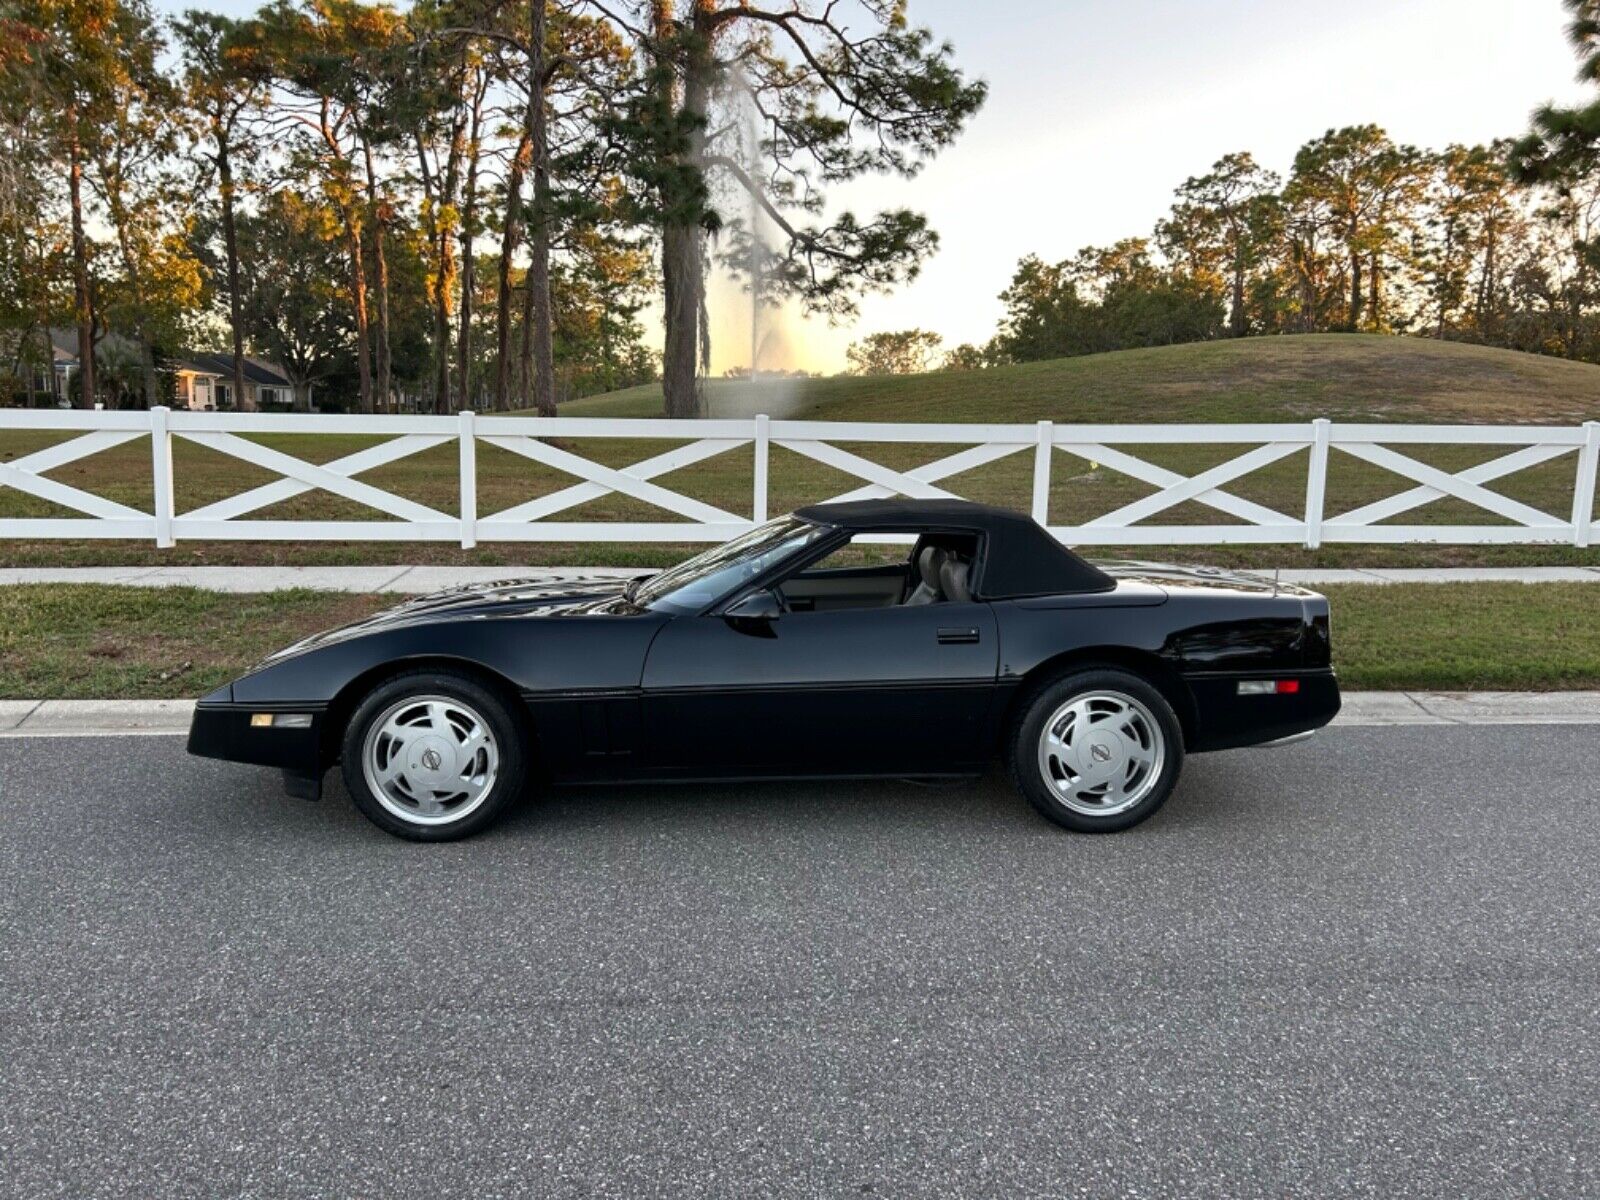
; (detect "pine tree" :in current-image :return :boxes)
[598,1,985,416]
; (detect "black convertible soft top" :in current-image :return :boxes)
[795,499,1115,599]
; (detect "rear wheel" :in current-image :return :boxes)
[341,670,527,841]
[1009,668,1183,833]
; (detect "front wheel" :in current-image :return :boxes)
[1010,668,1183,833]
[341,670,527,841]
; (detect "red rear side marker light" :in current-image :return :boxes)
[1237,679,1300,695]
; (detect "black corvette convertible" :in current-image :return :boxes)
[188,499,1340,840]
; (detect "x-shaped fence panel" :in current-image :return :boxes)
[798,441,1033,506]
[1033,424,1316,545]
[470,415,758,542]
[164,411,464,545]
[481,435,746,527]
[175,432,456,528]
[483,437,748,525]
[1319,425,1598,546]
[1063,441,1305,532]
[0,414,156,539]
[178,434,454,525]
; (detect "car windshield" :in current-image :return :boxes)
[632,515,830,614]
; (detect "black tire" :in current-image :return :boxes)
[1009,667,1184,833]
[340,669,527,842]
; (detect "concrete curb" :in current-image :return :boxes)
[1,564,1599,593]
[4,692,1600,739]
[0,699,197,737]
[1335,691,1600,725]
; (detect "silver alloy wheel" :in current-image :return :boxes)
[1036,689,1165,817]
[361,694,499,827]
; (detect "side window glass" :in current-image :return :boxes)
[778,532,979,612]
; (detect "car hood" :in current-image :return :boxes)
[382,573,634,618]
[257,573,639,665]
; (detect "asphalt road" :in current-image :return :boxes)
[2,728,1597,1199]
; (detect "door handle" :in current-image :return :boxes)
[937,627,981,645]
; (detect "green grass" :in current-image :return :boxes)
[3,333,1599,570]
[3,579,1598,699]
[0,586,389,700]
[1321,582,1600,691]
[561,332,1600,424]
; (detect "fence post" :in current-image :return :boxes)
[1031,420,1053,525]
[1303,418,1331,550]
[149,405,175,549]
[753,413,770,524]
[458,409,477,549]
[1574,420,1600,549]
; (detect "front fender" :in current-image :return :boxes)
[228,611,669,706]
[190,613,670,776]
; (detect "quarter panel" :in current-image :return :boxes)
[991,587,1340,752]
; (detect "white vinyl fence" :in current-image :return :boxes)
[1,407,1597,549]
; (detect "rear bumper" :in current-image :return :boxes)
[187,700,328,774]
[1183,669,1341,752]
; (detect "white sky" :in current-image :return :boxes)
[156,0,1595,375]
[735,0,1594,374]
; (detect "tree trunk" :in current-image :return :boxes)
[1289,232,1318,333]
[657,1,713,418]
[495,129,531,412]
[416,132,448,413]
[1368,252,1381,330]
[1476,227,1497,333]
[527,0,557,418]
[661,221,703,416]
[419,83,468,415]
[432,231,456,412]
[12,321,36,407]
[1348,247,1363,332]
[527,210,556,417]
[99,172,162,412]
[457,87,484,413]
[67,111,96,410]
[43,324,58,406]
[519,271,534,409]
[1229,260,1246,338]
[22,323,39,407]
[1435,217,1454,339]
[363,142,392,414]
[345,213,374,413]
[218,144,252,411]
[321,105,372,413]
[140,337,161,409]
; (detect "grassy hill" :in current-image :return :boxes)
[562,334,1600,425]
[3,334,1599,569]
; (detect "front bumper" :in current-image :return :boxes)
[187,698,329,775]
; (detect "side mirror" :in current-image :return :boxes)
[724,589,782,633]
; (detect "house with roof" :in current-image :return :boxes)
[11,331,304,410]
[171,352,303,411]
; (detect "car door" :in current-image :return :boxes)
[640,597,1000,778]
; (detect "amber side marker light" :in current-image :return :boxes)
[1237,680,1300,695]
[250,713,314,728]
